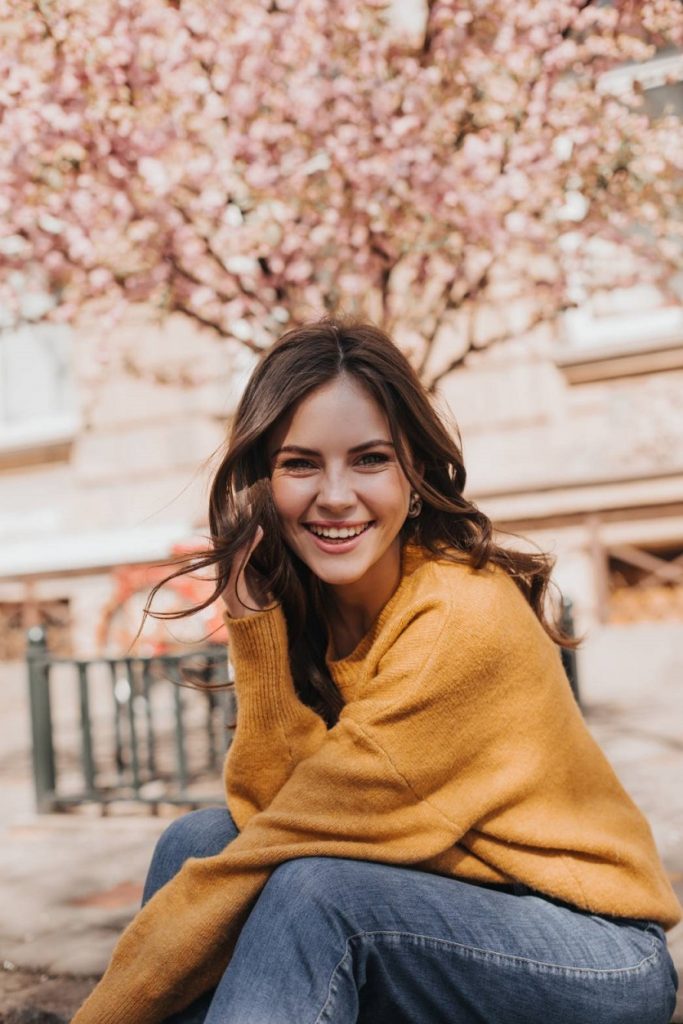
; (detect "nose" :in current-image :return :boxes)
[316,467,356,513]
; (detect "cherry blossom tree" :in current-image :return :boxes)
[1,0,682,388]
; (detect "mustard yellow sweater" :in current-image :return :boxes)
[72,545,681,1024]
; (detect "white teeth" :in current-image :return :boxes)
[308,523,370,540]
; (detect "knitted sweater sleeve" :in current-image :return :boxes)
[222,606,328,829]
[71,597,482,1024]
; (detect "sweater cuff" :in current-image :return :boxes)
[223,605,307,730]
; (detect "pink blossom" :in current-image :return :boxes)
[0,0,679,374]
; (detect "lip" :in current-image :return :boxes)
[303,521,372,528]
[303,521,374,554]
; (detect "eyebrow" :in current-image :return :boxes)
[272,439,395,458]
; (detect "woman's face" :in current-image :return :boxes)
[268,375,414,599]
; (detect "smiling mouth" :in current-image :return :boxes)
[304,522,374,541]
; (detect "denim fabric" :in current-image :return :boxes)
[143,807,678,1024]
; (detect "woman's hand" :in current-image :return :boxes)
[220,526,272,619]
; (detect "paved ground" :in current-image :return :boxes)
[0,644,682,1023]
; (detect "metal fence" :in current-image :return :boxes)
[26,602,580,814]
[26,626,236,813]
[560,599,581,707]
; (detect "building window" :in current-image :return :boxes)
[555,294,683,384]
[0,323,78,458]
[600,49,683,118]
[555,51,683,383]
[608,544,683,623]
[0,599,72,660]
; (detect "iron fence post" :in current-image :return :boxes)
[26,627,57,812]
[560,599,581,708]
[77,661,97,795]
[124,658,142,796]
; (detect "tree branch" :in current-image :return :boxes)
[168,296,265,355]
[421,0,440,60]
[560,0,598,40]
[425,305,561,393]
[416,252,497,378]
[166,249,236,308]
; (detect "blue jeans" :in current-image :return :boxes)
[142,807,678,1024]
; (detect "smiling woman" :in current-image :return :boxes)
[72,318,680,1024]
[141,317,574,726]
[268,376,414,657]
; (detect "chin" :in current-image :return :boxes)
[315,564,368,586]
[294,550,374,587]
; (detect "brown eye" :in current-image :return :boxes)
[358,453,389,466]
[280,458,316,470]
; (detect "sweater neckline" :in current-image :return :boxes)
[325,542,428,675]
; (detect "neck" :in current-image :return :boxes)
[323,540,404,657]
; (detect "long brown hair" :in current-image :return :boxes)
[144,316,576,726]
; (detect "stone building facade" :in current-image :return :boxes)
[1,293,682,670]
[0,309,256,658]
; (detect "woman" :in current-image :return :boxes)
[73,319,680,1024]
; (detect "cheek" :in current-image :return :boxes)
[270,477,309,522]
[367,473,411,513]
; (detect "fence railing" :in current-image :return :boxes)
[26,601,580,814]
[560,599,581,707]
[26,627,235,813]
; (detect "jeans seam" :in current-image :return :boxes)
[313,948,352,1024]
[314,927,660,1005]
[313,932,665,1023]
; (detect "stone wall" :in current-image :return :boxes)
[1,308,682,658]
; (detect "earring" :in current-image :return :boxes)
[407,492,422,518]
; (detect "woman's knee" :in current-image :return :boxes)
[237,858,358,966]
[142,807,238,905]
[257,856,358,921]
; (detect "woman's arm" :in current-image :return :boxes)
[218,525,328,828]
[72,722,467,1024]
[222,604,328,829]
[71,601,476,1024]
[72,574,678,1024]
